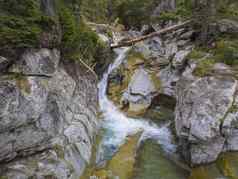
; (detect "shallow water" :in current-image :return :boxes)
[92,47,186,178]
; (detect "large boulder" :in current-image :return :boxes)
[0,49,98,178]
[122,68,157,115]
[175,75,238,165]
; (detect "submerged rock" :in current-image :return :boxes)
[89,134,141,179]
[133,140,189,179]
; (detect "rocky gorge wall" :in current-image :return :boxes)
[0,0,112,178]
[0,0,238,178]
[0,48,99,178]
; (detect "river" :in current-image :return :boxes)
[94,46,180,178]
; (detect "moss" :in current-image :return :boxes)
[187,49,207,60]
[229,104,238,114]
[214,39,238,66]
[53,144,65,159]
[149,72,161,91]
[16,76,31,94]
[193,58,216,77]
[216,152,238,178]
[190,36,238,77]
[189,164,224,179]
[155,12,179,22]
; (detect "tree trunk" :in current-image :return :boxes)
[111,20,192,48]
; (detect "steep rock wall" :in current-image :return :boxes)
[0,49,99,178]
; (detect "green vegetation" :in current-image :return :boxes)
[79,0,108,23]
[117,0,158,29]
[0,0,57,54]
[214,39,238,66]
[217,1,238,20]
[53,144,65,159]
[154,0,193,22]
[187,36,238,77]
[193,58,215,77]
[187,49,207,60]
[0,0,110,70]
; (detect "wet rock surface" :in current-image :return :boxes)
[122,68,157,115]
[0,49,98,178]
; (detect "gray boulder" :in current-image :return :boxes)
[175,76,238,165]
[122,68,157,114]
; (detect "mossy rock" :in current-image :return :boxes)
[193,58,216,77]
[217,152,238,178]
[16,76,31,95]
[86,134,141,179]
[52,144,65,159]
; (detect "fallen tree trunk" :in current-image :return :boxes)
[111,20,192,48]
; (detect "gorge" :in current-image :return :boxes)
[1,0,238,179]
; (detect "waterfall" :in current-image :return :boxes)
[96,44,176,166]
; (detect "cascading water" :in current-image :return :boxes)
[96,46,176,166]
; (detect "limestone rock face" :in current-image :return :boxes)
[0,49,98,178]
[175,76,238,165]
[122,68,157,114]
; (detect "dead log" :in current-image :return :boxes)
[111,20,192,49]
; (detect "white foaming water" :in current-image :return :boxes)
[97,46,176,165]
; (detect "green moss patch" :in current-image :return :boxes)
[217,152,238,178]
[188,37,238,77]
[193,58,216,77]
